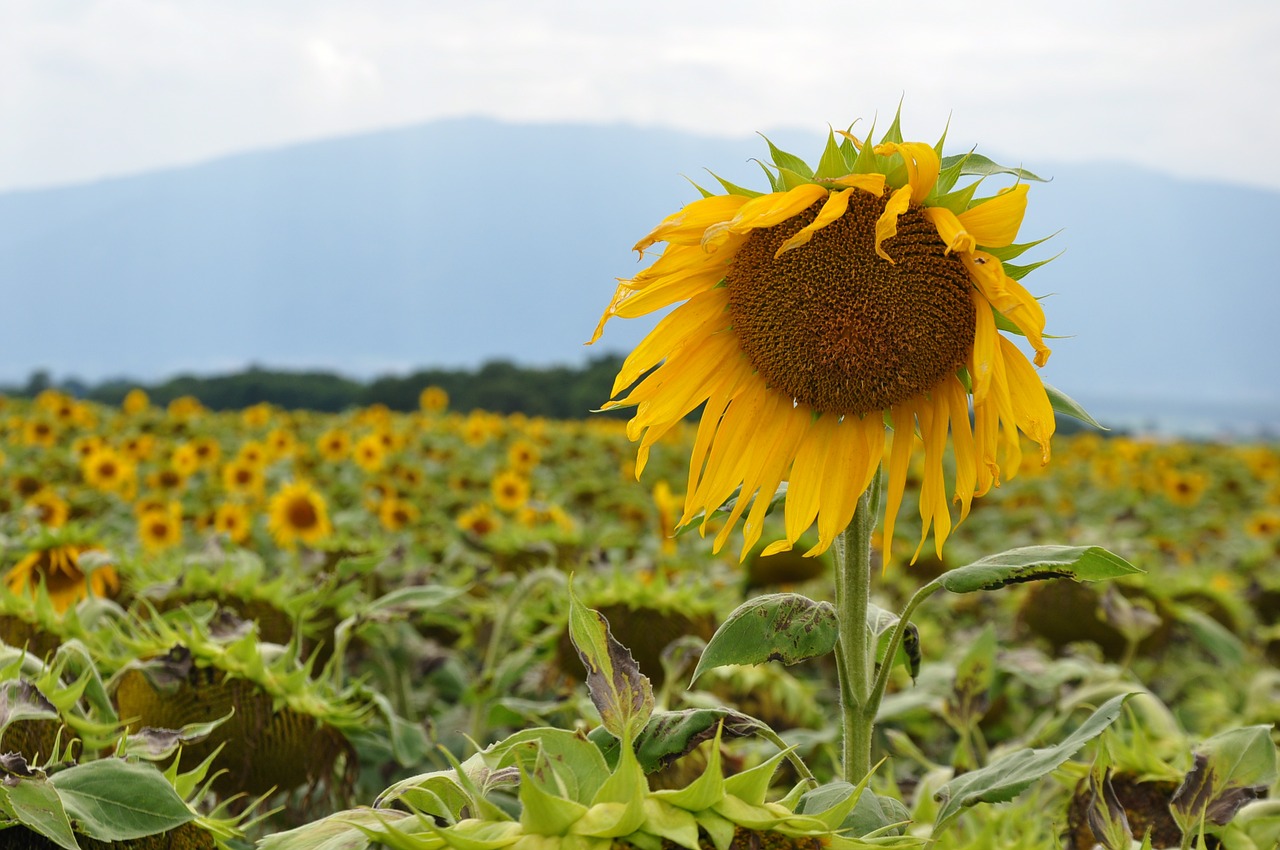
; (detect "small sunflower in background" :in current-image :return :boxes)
[507,438,541,474]
[491,469,531,513]
[214,501,253,544]
[591,112,1059,563]
[267,481,333,549]
[121,387,150,415]
[24,490,69,529]
[377,495,420,532]
[316,427,352,462]
[5,534,120,612]
[353,433,386,472]
[138,501,184,554]
[419,385,449,414]
[222,457,265,498]
[81,446,136,496]
[456,502,501,537]
[1162,469,1209,508]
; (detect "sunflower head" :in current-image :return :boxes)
[4,530,120,614]
[591,111,1068,565]
[266,481,333,550]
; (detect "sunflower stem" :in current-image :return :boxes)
[833,465,881,783]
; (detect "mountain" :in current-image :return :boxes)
[1,117,1278,433]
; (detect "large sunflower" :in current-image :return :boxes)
[591,116,1058,563]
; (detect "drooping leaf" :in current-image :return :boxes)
[947,625,996,726]
[568,582,654,743]
[690,593,838,685]
[588,709,764,774]
[868,603,921,681]
[115,711,232,760]
[1045,384,1105,430]
[1,777,80,850]
[0,680,59,737]
[932,693,1131,834]
[49,759,194,841]
[1170,726,1279,834]
[936,546,1141,594]
[938,153,1047,182]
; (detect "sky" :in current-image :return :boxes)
[3,0,1279,193]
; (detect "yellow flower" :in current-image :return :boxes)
[82,447,136,496]
[353,434,386,472]
[171,442,201,477]
[122,388,150,415]
[221,459,264,498]
[138,502,184,553]
[22,418,58,448]
[456,502,501,537]
[378,496,420,532]
[5,542,120,612]
[491,470,531,513]
[213,502,252,544]
[591,117,1057,563]
[507,439,541,473]
[316,428,352,462]
[419,386,449,414]
[25,490,69,528]
[1162,470,1208,507]
[267,481,333,549]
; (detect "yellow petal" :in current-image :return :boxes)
[633,194,752,254]
[923,206,976,256]
[727,184,828,234]
[999,335,1056,462]
[875,185,912,263]
[775,189,854,257]
[944,375,978,522]
[969,289,997,404]
[611,289,730,393]
[875,141,941,204]
[881,402,917,567]
[807,415,882,557]
[957,184,1028,249]
[831,173,887,194]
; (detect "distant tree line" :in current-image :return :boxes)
[3,355,637,419]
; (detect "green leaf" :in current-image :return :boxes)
[482,727,609,806]
[1003,252,1061,281]
[814,130,849,180]
[759,135,813,179]
[636,710,764,774]
[1045,384,1105,430]
[0,680,59,739]
[947,625,996,726]
[690,593,838,685]
[932,693,1132,834]
[707,170,762,199]
[1172,604,1247,665]
[938,153,1047,182]
[568,581,654,744]
[1170,726,1279,834]
[1,778,80,850]
[115,710,232,761]
[937,545,1141,594]
[868,603,920,681]
[49,759,194,841]
[982,231,1060,262]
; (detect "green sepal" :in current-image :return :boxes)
[722,747,789,805]
[938,152,1047,182]
[982,230,1060,262]
[651,725,726,811]
[696,809,737,850]
[930,179,980,215]
[759,135,813,179]
[1044,383,1105,430]
[435,748,514,823]
[850,121,879,176]
[482,728,609,806]
[640,798,701,850]
[879,102,905,145]
[752,160,784,193]
[707,170,762,199]
[518,757,589,836]
[1003,252,1061,281]
[423,819,523,850]
[711,796,792,830]
[777,166,815,191]
[578,744,646,838]
[682,176,717,199]
[815,130,850,181]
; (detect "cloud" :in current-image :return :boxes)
[1,0,1277,191]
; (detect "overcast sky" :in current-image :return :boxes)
[3,0,1278,193]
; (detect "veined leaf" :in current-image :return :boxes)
[49,759,194,841]
[690,593,837,685]
[937,545,1140,594]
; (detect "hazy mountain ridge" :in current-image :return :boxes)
[2,117,1278,432]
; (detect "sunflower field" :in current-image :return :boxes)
[1,122,1278,850]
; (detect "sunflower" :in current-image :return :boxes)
[213,501,252,544]
[81,446,137,496]
[456,502,501,537]
[491,469,531,513]
[316,427,352,462]
[267,481,333,549]
[377,495,420,532]
[507,438,541,473]
[24,490,69,528]
[122,387,150,414]
[419,385,449,414]
[353,433,386,472]
[590,116,1057,562]
[221,458,264,498]
[138,502,184,553]
[5,541,120,612]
